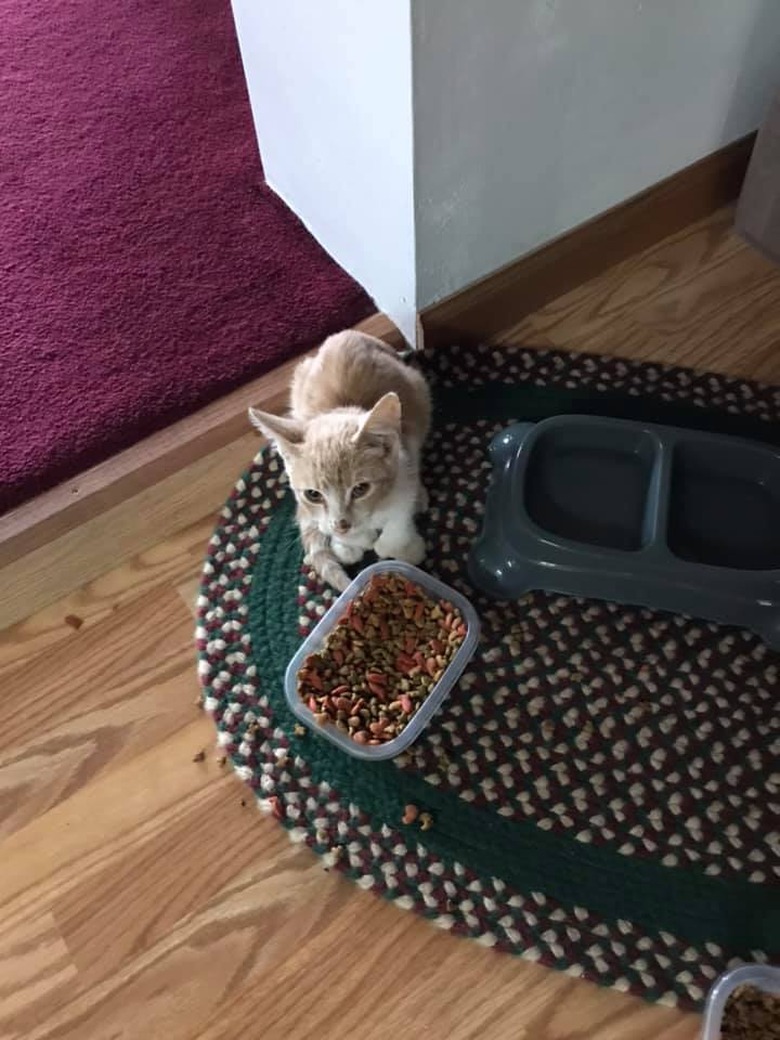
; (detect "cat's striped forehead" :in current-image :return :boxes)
[292,413,397,492]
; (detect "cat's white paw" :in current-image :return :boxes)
[375,530,426,566]
[332,539,365,565]
[330,568,351,592]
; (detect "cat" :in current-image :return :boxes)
[249,330,431,592]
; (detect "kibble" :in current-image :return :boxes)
[721,984,780,1040]
[419,811,434,832]
[402,803,419,825]
[297,572,467,747]
[268,795,285,821]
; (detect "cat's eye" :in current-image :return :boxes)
[303,488,324,504]
[351,482,370,500]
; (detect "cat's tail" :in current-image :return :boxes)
[301,524,351,593]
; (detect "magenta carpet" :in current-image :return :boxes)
[0,0,373,515]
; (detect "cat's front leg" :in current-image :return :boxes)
[331,538,365,565]
[300,520,351,591]
[374,503,425,566]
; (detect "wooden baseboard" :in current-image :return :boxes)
[0,314,402,627]
[420,133,756,347]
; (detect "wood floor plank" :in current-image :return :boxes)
[0,912,77,1040]
[501,208,780,383]
[1,786,300,1034]
[0,717,217,923]
[0,589,202,840]
[190,891,699,1040]
[0,432,259,630]
[9,815,699,1040]
[0,514,213,677]
[22,862,698,1040]
[18,833,348,1040]
[54,783,292,985]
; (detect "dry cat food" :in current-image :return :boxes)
[721,985,780,1040]
[296,572,467,746]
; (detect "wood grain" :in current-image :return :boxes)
[0,912,77,1035]
[0,432,259,629]
[501,206,780,383]
[4,208,778,1040]
[0,515,213,678]
[421,134,756,348]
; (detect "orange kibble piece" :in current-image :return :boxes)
[402,803,419,825]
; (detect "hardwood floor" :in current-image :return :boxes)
[496,206,780,383]
[2,208,778,1040]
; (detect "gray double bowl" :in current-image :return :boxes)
[469,416,780,648]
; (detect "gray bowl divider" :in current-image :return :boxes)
[469,416,780,648]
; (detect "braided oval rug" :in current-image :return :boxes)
[196,344,780,1011]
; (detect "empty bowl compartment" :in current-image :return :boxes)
[523,423,658,551]
[668,441,780,570]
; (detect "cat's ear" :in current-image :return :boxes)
[355,392,402,441]
[248,408,305,457]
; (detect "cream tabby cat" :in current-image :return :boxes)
[249,330,431,592]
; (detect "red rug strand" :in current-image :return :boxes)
[0,0,373,514]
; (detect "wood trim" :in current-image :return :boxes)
[420,133,756,347]
[0,314,402,571]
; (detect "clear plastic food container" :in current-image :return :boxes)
[284,560,481,761]
[701,964,780,1039]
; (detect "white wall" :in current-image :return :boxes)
[231,0,417,344]
[412,0,780,307]
[232,0,780,331]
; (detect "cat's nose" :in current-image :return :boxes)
[333,519,351,534]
